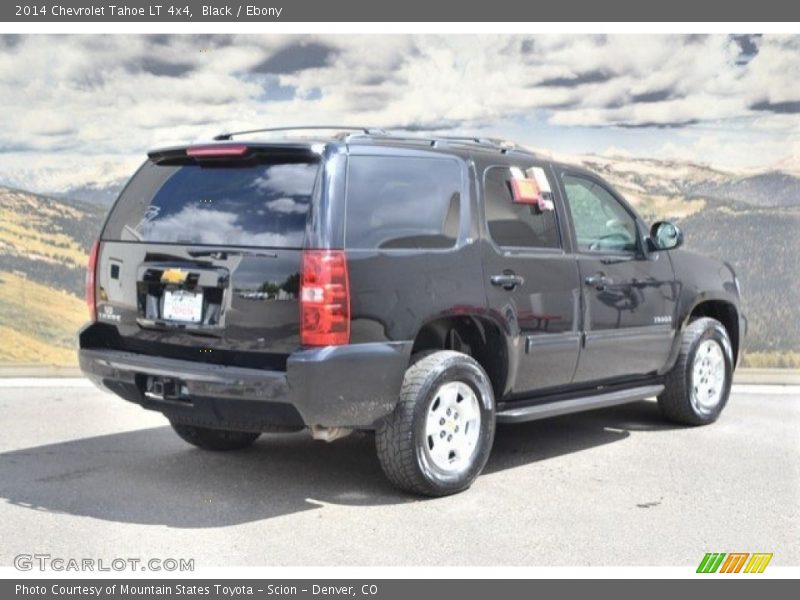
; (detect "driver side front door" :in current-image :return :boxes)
[559,171,677,384]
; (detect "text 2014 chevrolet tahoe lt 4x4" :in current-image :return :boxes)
[79,127,746,496]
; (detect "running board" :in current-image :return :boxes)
[496,384,664,424]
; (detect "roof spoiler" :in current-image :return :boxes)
[146,142,322,164]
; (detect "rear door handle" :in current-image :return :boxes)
[584,273,613,290]
[491,272,524,290]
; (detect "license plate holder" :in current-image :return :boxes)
[162,289,204,323]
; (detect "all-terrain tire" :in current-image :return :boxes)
[375,350,496,497]
[658,317,733,426]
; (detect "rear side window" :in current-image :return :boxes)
[103,159,319,247]
[345,156,461,250]
[484,166,560,249]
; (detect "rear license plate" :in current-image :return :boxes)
[162,289,203,323]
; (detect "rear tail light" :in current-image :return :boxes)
[300,250,350,346]
[86,240,100,321]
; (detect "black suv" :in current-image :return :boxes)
[79,127,746,496]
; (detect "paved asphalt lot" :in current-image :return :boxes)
[0,379,797,567]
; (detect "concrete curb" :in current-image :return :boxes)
[733,368,800,385]
[0,365,83,378]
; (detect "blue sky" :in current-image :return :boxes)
[0,34,798,193]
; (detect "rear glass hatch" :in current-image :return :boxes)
[96,144,322,365]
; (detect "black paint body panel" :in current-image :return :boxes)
[79,137,745,430]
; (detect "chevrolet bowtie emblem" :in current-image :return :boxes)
[161,269,188,284]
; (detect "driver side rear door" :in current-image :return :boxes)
[557,169,677,383]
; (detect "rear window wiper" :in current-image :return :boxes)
[187,249,278,259]
[123,225,143,241]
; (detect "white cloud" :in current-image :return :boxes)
[251,163,318,197]
[0,34,798,193]
[139,206,302,247]
[265,197,310,214]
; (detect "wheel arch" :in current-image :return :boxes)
[410,314,510,400]
[679,298,741,367]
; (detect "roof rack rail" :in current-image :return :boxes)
[210,126,528,155]
[436,135,519,149]
[213,126,385,141]
[344,131,524,153]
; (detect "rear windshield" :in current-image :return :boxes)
[103,159,319,247]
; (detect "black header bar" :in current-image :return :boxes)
[3,0,800,22]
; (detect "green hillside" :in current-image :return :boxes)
[0,186,105,364]
[678,205,800,354]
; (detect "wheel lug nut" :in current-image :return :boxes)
[446,408,452,416]
[454,426,459,432]
[439,418,445,426]
[447,435,453,442]
[440,431,446,439]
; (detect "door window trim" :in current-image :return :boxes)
[480,163,566,255]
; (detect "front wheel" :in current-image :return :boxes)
[376,351,496,497]
[659,317,733,425]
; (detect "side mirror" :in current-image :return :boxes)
[649,221,684,251]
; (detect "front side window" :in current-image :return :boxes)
[345,156,461,250]
[562,174,638,254]
[483,166,560,249]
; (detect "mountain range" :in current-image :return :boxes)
[0,154,798,366]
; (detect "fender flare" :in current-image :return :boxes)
[661,293,741,375]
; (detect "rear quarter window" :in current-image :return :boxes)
[103,159,319,247]
[344,156,462,250]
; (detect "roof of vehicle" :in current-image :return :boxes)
[147,126,550,164]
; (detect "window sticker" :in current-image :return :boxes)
[517,166,554,212]
[528,167,552,194]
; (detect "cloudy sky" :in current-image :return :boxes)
[1,34,799,193]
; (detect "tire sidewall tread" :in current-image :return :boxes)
[376,350,496,497]
[659,317,733,426]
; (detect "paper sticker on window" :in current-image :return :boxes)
[513,166,554,212]
[510,178,541,204]
[509,166,555,212]
[527,167,552,194]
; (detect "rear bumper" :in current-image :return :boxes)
[78,338,412,430]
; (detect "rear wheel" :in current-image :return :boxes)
[659,317,733,425]
[170,422,261,451]
[375,351,496,496]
